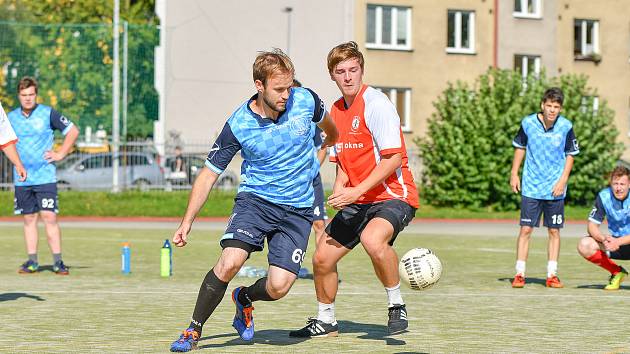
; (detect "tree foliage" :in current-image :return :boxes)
[416,69,622,210]
[0,0,158,138]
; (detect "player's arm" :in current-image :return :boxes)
[1,143,27,181]
[552,128,579,197]
[551,155,574,197]
[45,110,79,162]
[317,112,338,149]
[587,195,608,242]
[510,124,527,193]
[173,122,241,247]
[317,146,327,165]
[587,221,608,243]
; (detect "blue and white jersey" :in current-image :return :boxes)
[589,187,630,238]
[206,87,326,208]
[513,113,579,200]
[8,104,74,186]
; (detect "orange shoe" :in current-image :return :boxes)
[546,275,564,288]
[512,274,525,288]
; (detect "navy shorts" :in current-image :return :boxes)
[312,173,327,221]
[609,245,630,260]
[221,192,313,275]
[520,195,565,228]
[325,199,416,249]
[14,183,58,215]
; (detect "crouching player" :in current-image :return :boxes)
[577,166,630,290]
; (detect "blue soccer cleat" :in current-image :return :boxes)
[170,327,199,352]
[53,260,69,275]
[232,286,255,341]
[18,260,39,274]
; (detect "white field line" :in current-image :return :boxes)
[0,290,624,298]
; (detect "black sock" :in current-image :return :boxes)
[28,254,38,263]
[189,268,228,334]
[241,277,275,304]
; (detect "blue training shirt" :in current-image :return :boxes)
[8,104,74,186]
[206,87,326,208]
[589,188,630,238]
[513,113,579,200]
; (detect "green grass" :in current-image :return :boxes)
[1,224,629,353]
[0,190,592,220]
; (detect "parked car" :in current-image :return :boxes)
[56,152,164,190]
[164,154,238,189]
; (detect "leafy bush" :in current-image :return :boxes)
[416,69,621,210]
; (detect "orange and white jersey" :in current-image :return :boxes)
[330,85,419,208]
[0,102,17,149]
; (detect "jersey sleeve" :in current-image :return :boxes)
[305,88,326,123]
[512,124,527,148]
[50,109,74,135]
[588,194,605,224]
[564,127,579,155]
[364,97,402,156]
[205,122,241,174]
[0,102,17,148]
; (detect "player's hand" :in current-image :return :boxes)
[44,150,66,163]
[173,223,192,247]
[604,235,620,252]
[321,136,335,149]
[551,181,566,197]
[15,164,27,182]
[510,174,520,193]
[328,187,362,210]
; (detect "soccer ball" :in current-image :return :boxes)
[399,248,442,291]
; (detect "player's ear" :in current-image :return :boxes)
[254,79,264,94]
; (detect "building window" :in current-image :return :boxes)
[514,54,541,79]
[376,87,412,132]
[574,19,600,60]
[580,96,599,115]
[513,0,542,18]
[366,5,412,50]
[446,10,475,54]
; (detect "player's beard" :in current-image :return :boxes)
[262,94,286,113]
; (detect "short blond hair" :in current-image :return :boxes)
[610,165,630,183]
[252,49,294,86]
[326,41,364,74]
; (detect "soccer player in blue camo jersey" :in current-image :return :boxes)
[510,87,579,288]
[169,49,338,352]
[9,77,79,275]
[577,166,630,290]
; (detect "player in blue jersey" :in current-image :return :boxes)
[9,77,79,275]
[0,101,27,181]
[293,79,329,245]
[577,166,630,290]
[510,87,579,288]
[169,49,338,352]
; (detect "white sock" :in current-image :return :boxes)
[547,261,558,277]
[317,302,335,324]
[515,260,526,275]
[385,283,404,307]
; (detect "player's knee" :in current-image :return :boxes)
[40,213,57,225]
[577,236,598,257]
[548,228,560,238]
[23,214,38,226]
[518,227,533,238]
[266,277,292,299]
[312,249,333,271]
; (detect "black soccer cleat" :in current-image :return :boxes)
[387,304,408,335]
[289,317,338,338]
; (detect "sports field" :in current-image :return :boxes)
[1,222,629,353]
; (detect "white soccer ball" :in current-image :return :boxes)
[399,248,442,291]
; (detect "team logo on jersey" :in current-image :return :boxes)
[60,115,70,126]
[351,116,360,132]
[290,117,309,136]
[550,133,562,147]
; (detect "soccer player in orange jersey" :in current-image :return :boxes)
[290,41,419,338]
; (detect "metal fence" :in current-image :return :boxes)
[0,137,239,191]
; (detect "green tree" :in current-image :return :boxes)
[0,0,158,138]
[417,68,621,210]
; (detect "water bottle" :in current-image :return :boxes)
[161,239,173,277]
[121,242,131,274]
